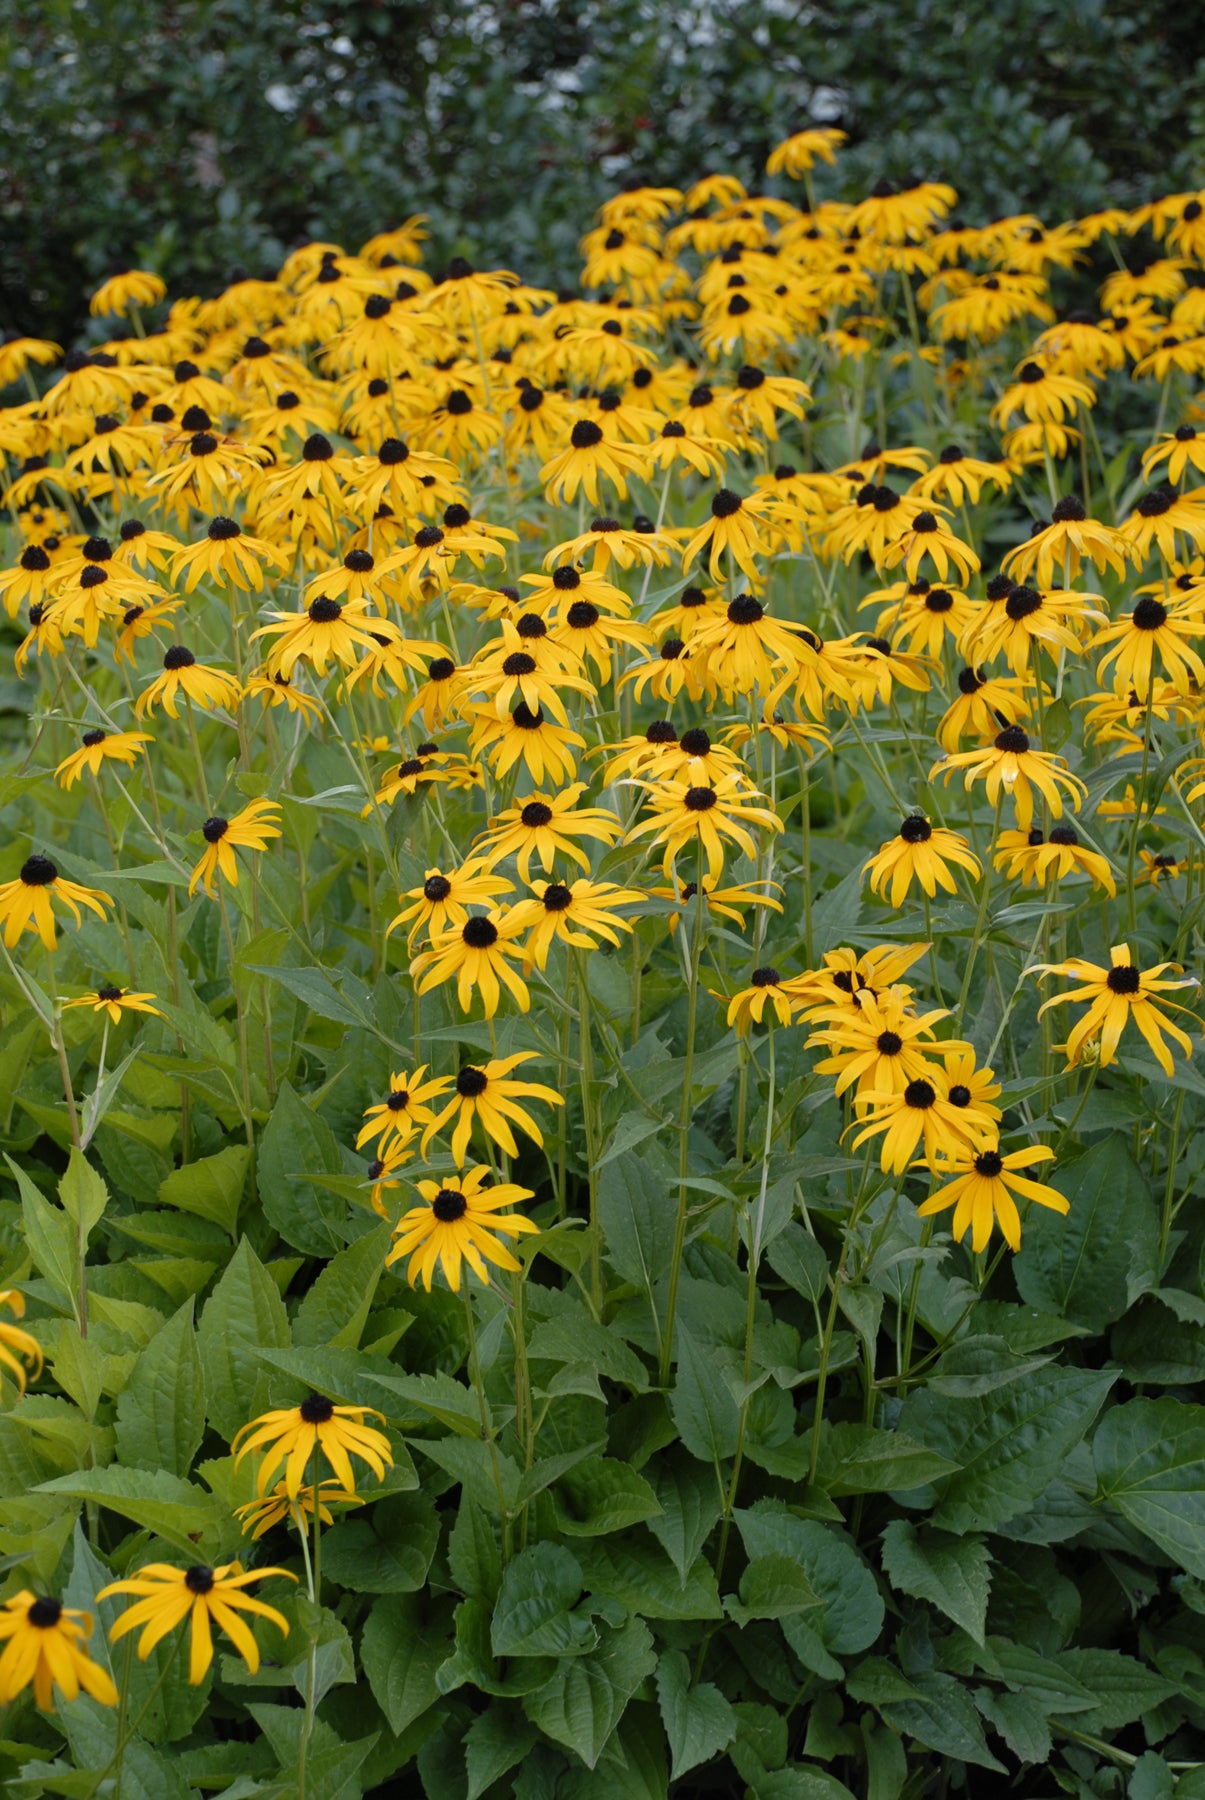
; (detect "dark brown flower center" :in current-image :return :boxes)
[432,1187,468,1222]
[299,1393,335,1424]
[1106,965,1141,994]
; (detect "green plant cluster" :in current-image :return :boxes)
[3,0,1204,343]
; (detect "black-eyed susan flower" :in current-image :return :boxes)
[387,863,514,951]
[918,1144,1069,1252]
[875,581,977,659]
[171,517,288,592]
[991,359,1095,430]
[0,854,112,950]
[930,726,1086,831]
[1092,594,1205,698]
[54,727,153,790]
[0,1593,118,1711]
[717,966,796,1035]
[994,825,1116,894]
[99,1562,293,1686]
[355,1065,453,1155]
[1119,485,1205,564]
[385,1166,538,1292]
[0,544,58,617]
[234,1480,362,1541]
[1002,496,1133,587]
[472,784,623,880]
[411,910,531,1017]
[936,666,1030,751]
[1029,943,1201,1076]
[540,418,647,507]
[135,646,243,720]
[863,815,981,908]
[89,269,167,317]
[244,669,324,724]
[509,877,643,971]
[806,989,967,1103]
[188,799,282,898]
[1138,848,1188,886]
[626,772,783,881]
[469,703,586,786]
[422,1052,563,1165]
[961,582,1097,675]
[681,487,771,585]
[848,1072,995,1174]
[879,505,980,586]
[63,986,164,1025]
[911,445,1012,508]
[766,126,847,176]
[252,595,401,682]
[1142,424,1205,487]
[233,1394,393,1497]
[0,1290,43,1402]
[690,592,813,697]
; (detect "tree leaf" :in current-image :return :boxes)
[1094,1397,1205,1576]
[656,1648,736,1780]
[880,1520,991,1644]
[114,1298,205,1478]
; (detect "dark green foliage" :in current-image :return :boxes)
[3,0,1204,342]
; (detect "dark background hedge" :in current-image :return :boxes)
[3,0,1205,344]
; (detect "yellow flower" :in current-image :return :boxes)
[54,727,153,790]
[863,815,981,908]
[422,1051,563,1165]
[471,784,623,881]
[717,966,797,1035]
[625,772,783,881]
[930,726,1086,832]
[848,1072,995,1174]
[539,418,647,507]
[387,863,515,952]
[386,1165,538,1292]
[993,825,1116,894]
[63,986,164,1025]
[410,910,531,1017]
[878,506,980,586]
[100,1562,294,1685]
[918,1144,1069,1252]
[0,1290,43,1402]
[171,517,288,592]
[89,269,167,317]
[234,1480,362,1541]
[0,1593,118,1711]
[508,878,643,971]
[232,1395,393,1497]
[1029,943,1201,1076]
[1092,593,1205,699]
[355,1065,453,1154]
[135,646,243,720]
[188,799,283,898]
[0,854,112,950]
[681,487,771,585]
[1001,496,1133,588]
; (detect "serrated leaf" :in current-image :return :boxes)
[292,1224,391,1349]
[879,1670,1005,1772]
[491,1542,595,1658]
[817,1423,961,1495]
[465,1705,538,1800]
[880,1521,991,1644]
[159,1145,248,1238]
[1014,1136,1158,1329]
[1094,1397,1205,1576]
[522,1616,656,1770]
[196,1237,290,1438]
[57,1150,107,1242]
[727,1553,821,1624]
[114,1298,205,1478]
[35,1465,224,1554]
[646,1453,723,1580]
[656,1648,736,1780]
[670,1327,739,1464]
[257,1079,347,1256]
[360,1593,447,1734]
[576,1539,722,1621]
[552,1456,661,1536]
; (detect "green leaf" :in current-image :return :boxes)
[1051,1649,1178,1732]
[527,1302,649,1392]
[1094,1397,1205,1576]
[257,1079,348,1256]
[523,1616,657,1769]
[552,1456,661,1536]
[57,1150,107,1244]
[735,1506,883,1667]
[293,1223,392,1349]
[576,1538,723,1621]
[656,1648,736,1780]
[320,1494,439,1593]
[596,1151,675,1294]
[646,1453,723,1580]
[114,1298,205,1478]
[766,1223,830,1304]
[464,1705,539,1800]
[670,1327,739,1464]
[1013,1136,1158,1329]
[491,1542,596,1658]
[880,1521,991,1644]
[878,1670,1005,1772]
[196,1236,291,1439]
[726,1554,821,1624]
[899,1364,1114,1533]
[158,1145,248,1238]
[360,1593,447,1735]
[447,1497,502,1602]
[35,1465,224,1554]
[245,961,372,1030]
[817,1424,961,1495]
[7,1155,74,1305]
[974,1688,1051,1764]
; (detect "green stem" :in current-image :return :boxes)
[463,1285,512,1561]
[573,947,603,1313]
[658,855,708,1387]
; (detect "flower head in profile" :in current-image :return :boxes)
[89,269,166,317]
[99,1562,294,1686]
[0,855,112,950]
[1028,943,1201,1075]
[716,966,797,1035]
[232,1394,393,1497]
[63,986,164,1025]
[386,1165,538,1292]
[188,799,282,898]
[993,825,1115,894]
[918,1143,1069,1252]
[234,1480,363,1541]
[135,645,243,720]
[54,728,153,790]
[0,1290,43,1403]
